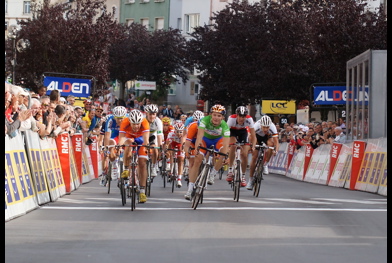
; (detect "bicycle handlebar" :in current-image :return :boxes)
[197,145,228,157]
[255,143,275,150]
[100,143,138,150]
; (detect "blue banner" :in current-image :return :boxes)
[44,76,91,98]
[313,86,369,105]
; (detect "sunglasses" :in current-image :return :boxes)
[41,103,49,107]
[96,110,103,113]
[115,117,124,120]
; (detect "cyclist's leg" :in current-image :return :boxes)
[177,146,185,187]
[121,138,133,178]
[238,130,250,186]
[226,135,237,181]
[137,146,148,203]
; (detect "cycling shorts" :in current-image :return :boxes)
[125,136,148,159]
[229,128,249,143]
[169,141,185,158]
[198,136,224,156]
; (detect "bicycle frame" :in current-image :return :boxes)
[252,142,274,197]
[191,145,228,210]
[167,147,182,193]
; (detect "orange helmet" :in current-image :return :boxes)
[210,104,226,115]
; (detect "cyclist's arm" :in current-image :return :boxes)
[249,127,257,149]
[194,127,205,150]
[221,136,230,154]
[272,136,279,154]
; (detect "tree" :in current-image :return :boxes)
[5,0,124,92]
[186,0,387,109]
[109,26,189,102]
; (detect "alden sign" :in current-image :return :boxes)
[262,100,296,114]
[135,81,156,90]
[44,76,91,98]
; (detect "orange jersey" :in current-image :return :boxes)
[119,118,150,138]
[186,121,198,142]
[163,125,174,141]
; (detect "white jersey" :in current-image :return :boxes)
[226,114,255,130]
[149,117,163,137]
[254,120,278,137]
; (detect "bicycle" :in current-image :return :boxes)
[191,145,228,210]
[142,144,161,197]
[167,146,182,193]
[100,145,124,194]
[117,143,139,210]
[252,142,275,197]
[183,157,190,186]
[159,148,168,188]
[229,142,251,202]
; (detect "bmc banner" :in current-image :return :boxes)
[44,76,91,97]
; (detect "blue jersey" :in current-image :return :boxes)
[185,116,194,127]
[104,115,120,139]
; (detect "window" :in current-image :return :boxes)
[168,83,176,95]
[177,18,182,30]
[5,21,8,31]
[141,18,149,29]
[23,1,31,14]
[5,1,8,13]
[190,82,195,95]
[126,19,134,26]
[195,83,200,94]
[185,14,200,33]
[155,17,164,30]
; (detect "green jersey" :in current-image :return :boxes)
[198,115,230,139]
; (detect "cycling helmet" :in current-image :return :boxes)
[161,117,171,125]
[174,122,185,131]
[210,104,226,115]
[236,106,248,116]
[144,104,159,113]
[128,109,143,124]
[112,106,127,118]
[192,110,204,121]
[260,115,272,127]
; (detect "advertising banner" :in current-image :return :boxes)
[44,76,91,98]
[313,86,369,105]
[328,143,343,184]
[261,100,296,114]
[351,140,366,190]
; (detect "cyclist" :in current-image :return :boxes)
[161,116,174,170]
[184,104,230,200]
[183,110,205,171]
[247,115,279,190]
[165,122,187,187]
[144,104,164,178]
[118,109,150,203]
[226,106,256,187]
[184,110,204,128]
[100,106,127,185]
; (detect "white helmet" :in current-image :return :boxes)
[128,109,143,124]
[144,104,159,113]
[174,122,185,131]
[112,106,127,118]
[236,106,248,116]
[193,110,204,121]
[260,115,272,127]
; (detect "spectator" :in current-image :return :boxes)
[35,85,47,98]
[338,117,346,133]
[163,104,174,119]
[59,97,67,105]
[67,95,76,106]
[173,107,183,121]
[133,99,140,110]
[49,90,61,104]
[83,99,92,114]
[329,127,346,144]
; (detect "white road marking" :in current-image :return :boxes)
[39,206,387,212]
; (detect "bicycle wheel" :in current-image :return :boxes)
[120,177,126,206]
[234,160,241,202]
[253,154,264,197]
[191,164,209,210]
[146,160,151,197]
[107,162,112,194]
[130,173,136,211]
[171,160,177,193]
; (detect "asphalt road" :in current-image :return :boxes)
[5,171,387,263]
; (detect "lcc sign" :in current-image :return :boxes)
[44,76,92,97]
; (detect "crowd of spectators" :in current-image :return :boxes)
[276,118,347,151]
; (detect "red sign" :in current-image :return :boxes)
[56,132,72,193]
[197,100,204,111]
[286,142,295,172]
[71,133,84,182]
[303,144,314,180]
[350,140,366,190]
[89,135,99,178]
[328,143,342,184]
